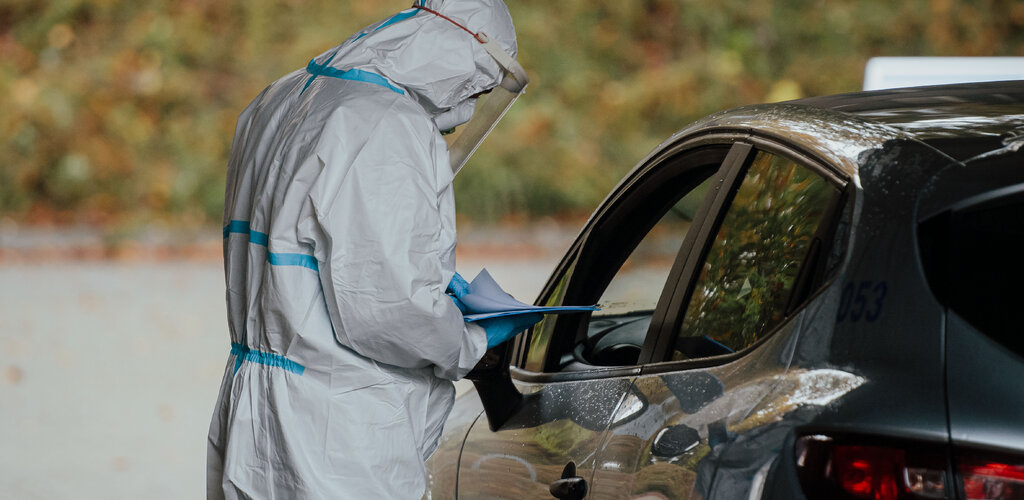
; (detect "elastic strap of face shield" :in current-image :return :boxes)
[411,4,529,92]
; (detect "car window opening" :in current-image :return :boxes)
[673,151,842,360]
[522,147,729,373]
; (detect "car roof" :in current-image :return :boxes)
[635,81,1024,192]
[791,80,1024,161]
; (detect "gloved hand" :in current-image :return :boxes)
[447,272,472,313]
[447,272,471,298]
[477,313,543,348]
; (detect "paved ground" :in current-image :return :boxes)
[0,224,576,499]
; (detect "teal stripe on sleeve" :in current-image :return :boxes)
[249,230,269,246]
[305,60,404,95]
[223,220,250,239]
[267,252,320,272]
[222,220,319,272]
[375,8,419,31]
[231,343,305,375]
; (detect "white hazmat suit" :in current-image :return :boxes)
[207,1,518,497]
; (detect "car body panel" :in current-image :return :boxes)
[591,301,866,499]
[674,103,904,180]
[799,137,953,441]
[456,376,635,498]
[946,312,1024,454]
[424,390,485,498]
[423,82,1024,500]
[794,81,1024,140]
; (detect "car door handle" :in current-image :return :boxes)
[549,461,587,500]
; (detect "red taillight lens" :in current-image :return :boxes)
[832,446,904,499]
[959,458,1024,499]
[796,435,947,499]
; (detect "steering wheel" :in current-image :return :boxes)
[572,314,651,367]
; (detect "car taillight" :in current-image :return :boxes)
[958,456,1024,499]
[832,445,905,498]
[796,435,948,499]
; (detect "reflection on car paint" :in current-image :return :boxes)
[423,391,484,499]
[469,453,538,482]
[690,104,900,178]
[455,377,636,499]
[596,365,863,499]
[588,276,868,499]
[963,131,1024,162]
[763,369,865,409]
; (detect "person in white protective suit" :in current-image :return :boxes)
[206,0,537,498]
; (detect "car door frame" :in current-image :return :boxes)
[509,131,851,381]
[508,133,741,380]
[640,132,851,369]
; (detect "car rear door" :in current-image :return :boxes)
[456,141,738,499]
[592,140,851,499]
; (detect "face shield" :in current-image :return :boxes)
[413,4,530,175]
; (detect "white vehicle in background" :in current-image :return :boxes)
[863,56,1024,90]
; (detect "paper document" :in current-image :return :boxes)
[458,268,598,322]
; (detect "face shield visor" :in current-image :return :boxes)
[413,4,530,175]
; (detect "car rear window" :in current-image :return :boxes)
[919,185,1024,356]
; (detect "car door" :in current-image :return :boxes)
[592,141,852,499]
[455,142,736,499]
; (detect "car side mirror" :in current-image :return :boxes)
[465,342,523,431]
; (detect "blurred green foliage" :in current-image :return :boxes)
[2,0,1023,226]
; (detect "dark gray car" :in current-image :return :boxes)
[425,81,1024,500]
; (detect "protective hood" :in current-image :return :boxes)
[313,0,518,118]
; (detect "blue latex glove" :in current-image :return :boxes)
[477,313,543,348]
[447,272,471,298]
[447,272,471,313]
